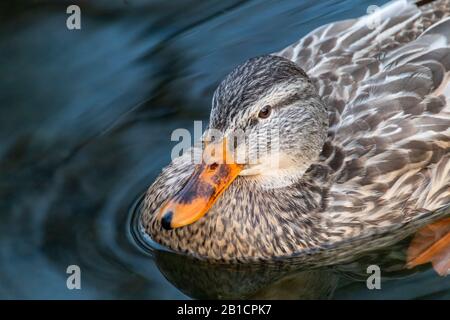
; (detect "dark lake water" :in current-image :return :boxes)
[1,0,449,299]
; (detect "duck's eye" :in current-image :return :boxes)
[258,105,272,119]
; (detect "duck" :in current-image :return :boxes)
[141,0,450,273]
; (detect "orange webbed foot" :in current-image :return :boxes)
[406,217,450,276]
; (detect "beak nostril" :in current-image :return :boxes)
[209,162,219,170]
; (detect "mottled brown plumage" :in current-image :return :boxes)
[142,0,450,266]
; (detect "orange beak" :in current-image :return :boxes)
[158,139,243,230]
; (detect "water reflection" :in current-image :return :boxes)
[154,251,339,299]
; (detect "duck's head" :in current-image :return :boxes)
[156,55,328,231]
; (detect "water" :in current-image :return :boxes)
[0,0,449,299]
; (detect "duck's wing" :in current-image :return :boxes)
[278,0,450,130]
[283,0,450,256]
[326,16,450,220]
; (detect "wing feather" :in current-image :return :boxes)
[284,0,450,243]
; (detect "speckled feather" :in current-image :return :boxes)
[142,0,450,264]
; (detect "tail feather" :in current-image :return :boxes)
[407,217,450,276]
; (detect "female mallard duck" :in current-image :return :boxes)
[142,0,450,272]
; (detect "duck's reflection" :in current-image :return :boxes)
[152,238,428,299]
[153,250,338,299]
